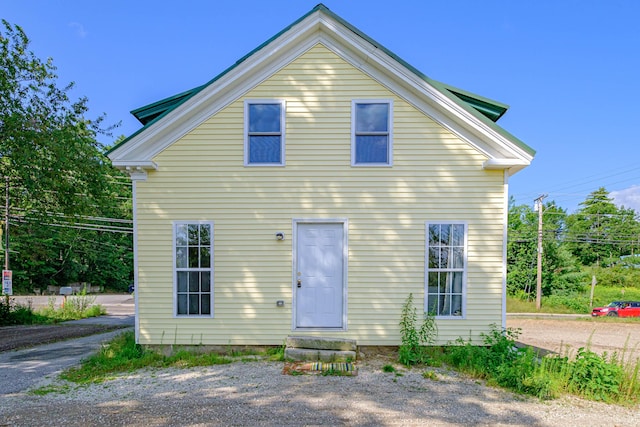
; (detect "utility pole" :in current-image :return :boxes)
[4,176,8,271]
[2,176,11,296]
[534,194,547,311]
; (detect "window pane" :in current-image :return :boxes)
[355,136,388,163]
[200,224,211,245]
[176,247,187,268]
[249,135,281,163]
[440,224,451,246]
[176,224,188,246]
[428,272,439,294]
[426,294,437,315]
[439,272,449,293]
[428,224,440,246]
[200,247,211,268]
[356,103,388,132]
[189,247,199,268]
[188,224,199,245]
[177,294,188,315]
[452,247,464,268]
[452,225,464,246]
[428,247,439,269]
[201,272,211,292]
[189,295,199,315]
[451,295,462,316]
[189,271,200,292]
[177,272,188,292]
[249,104,281,132]
[201,294,211,315]
[439,294,451,316]
[439,247,450,269]
[452,272,463,293]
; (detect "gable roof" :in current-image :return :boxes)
[107,3,534,177]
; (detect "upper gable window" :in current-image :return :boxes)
[352,100,393,166]
[244,100,285,166]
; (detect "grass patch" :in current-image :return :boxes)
[59,331,284,385]
[0,292,106,326]
[29,384,73,396]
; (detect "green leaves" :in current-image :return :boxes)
[398,293,438,366]
[1,20,132,292]
[564,187,640,266]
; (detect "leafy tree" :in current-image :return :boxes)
[1,20,115,220]
[1,21,132,292]
[565,188,640,266]
[507,198,582,298]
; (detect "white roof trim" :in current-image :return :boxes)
[112,160,158,181]
[108,9,532,172]
[483,158,530,174]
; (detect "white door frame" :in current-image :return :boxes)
[292,218,348,331]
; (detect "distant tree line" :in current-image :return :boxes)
[508,187,640,300]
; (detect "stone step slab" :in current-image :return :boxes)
[284,347,357,363]
[285,336,357,352]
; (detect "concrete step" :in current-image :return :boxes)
[286,336,357,352]
[284,347,357,363]
[284,336,357,362]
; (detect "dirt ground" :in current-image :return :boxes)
[0,323,125,352]
[507,317,640,361]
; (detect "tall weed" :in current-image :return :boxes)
[398,293,437,366]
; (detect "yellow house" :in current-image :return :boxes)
[107,4,534,347]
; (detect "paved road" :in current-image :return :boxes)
[0,295,134,395]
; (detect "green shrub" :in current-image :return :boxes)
[566,348,625,401]
[398,293,438,366]
[0,295,51,326]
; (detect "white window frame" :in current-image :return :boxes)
[244,99,286,166]
[351,99,393,166]
[425,221,467,319]
[173,221,214,318]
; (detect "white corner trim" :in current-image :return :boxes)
[501,170,509,329]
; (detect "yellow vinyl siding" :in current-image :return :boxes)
[135,43,506,345]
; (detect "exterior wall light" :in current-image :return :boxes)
[276,232,285,240]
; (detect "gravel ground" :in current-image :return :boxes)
[508,317,640,361]
[1,349,639,426]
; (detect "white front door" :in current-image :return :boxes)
[295,222,345,328]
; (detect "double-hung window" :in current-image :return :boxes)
[174,222,213,317]
[352,100,393,166]
[244,100,285,166]
[425,222,466,317]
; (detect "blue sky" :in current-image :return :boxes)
[3,0,640,214]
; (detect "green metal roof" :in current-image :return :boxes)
[131,85,206,125]
[109,3,534,157]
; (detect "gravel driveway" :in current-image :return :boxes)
[1,345,638,426]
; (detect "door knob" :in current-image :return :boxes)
[297,279,302,288]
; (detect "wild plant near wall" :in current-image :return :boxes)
[399,293,438,365]
[444,324,640,403]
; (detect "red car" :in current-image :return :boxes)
[592,301,640,317]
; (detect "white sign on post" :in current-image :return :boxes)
[2,270,12,296]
